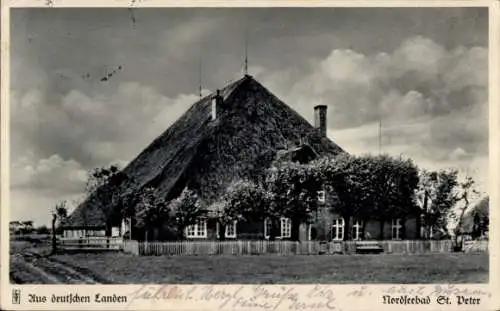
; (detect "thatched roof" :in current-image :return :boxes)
[63,75,344,228]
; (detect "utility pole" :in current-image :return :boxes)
[198,57,202,98]
[378,119,382,155]
[244,27,248,76]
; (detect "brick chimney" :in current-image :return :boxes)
[212,90,223,121]
[314,105,327,137]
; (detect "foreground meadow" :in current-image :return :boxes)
[11,240,488,284]
[46,252,488,284]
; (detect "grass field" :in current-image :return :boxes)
[51,252,489,284]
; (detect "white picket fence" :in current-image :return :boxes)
[122,239,462,256]
[58,237,123,251]
[348,240,454,254]
[123,240,321,256]
[56,237,486,256]
[463,240,488,253]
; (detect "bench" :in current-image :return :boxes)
[355,241,384,254]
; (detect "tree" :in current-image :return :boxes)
[471,213,481,239]
[51,200,67,254]
[316,154,373,241]
[313,154,419,241]
[416,170,437,238]
[451,175,480,250]
[209,200,231,241]
[170,188,206,240]
[19,220,35,234]
[51,212,57,254]
[216,179,271,240]
[264,161,322,241]
[417,169,459,239]
[470,196,489,239]
[84,165,129,236]
[133,187,170,241]
[55,200,68,229]
[363,155,419,240]
[37,225,50,235]
[120,191,140,240]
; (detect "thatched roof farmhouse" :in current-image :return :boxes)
[63,75,345,232]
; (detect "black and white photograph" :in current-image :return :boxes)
[7,6,490,286]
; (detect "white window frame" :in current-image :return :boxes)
[264,218,272,239]
[332,217,345,241]
[264,218,292,239]
[216,221,237,238]
[352,220,362,240]
[392,218,402,240]
[111,227,120,237]
[186,219,207,238]
[281,218,291,238]
[317,190,326,203]
[225,221,237,238]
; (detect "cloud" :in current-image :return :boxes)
[260,35,486,128]
[10,80,203,225]
[160,16,222,59]
[11,81,199,169]
[11,154,87,195]
[258,35,487,164]
[330,123,488,200]
[449,148,468,161]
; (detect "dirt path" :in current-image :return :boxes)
[10,251,102,284]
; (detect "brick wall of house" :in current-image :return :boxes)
[361,218,419,240]
[309,190,420,241]
[207,218,218,240]
[195,186,420,241]
[364,220,380,240]
[237,221,266,240]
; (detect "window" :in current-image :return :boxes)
[392,219,402,240]
[264,218,272,239]
[264,218,291,239]
[352,220,362,240]
[225,221,237,238]
[186,219,207,238]
[317,190,326,203]
[217,221,237,238]
[332,218,345,241]
[281,218,291,238]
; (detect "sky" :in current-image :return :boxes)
[9,8,489,226]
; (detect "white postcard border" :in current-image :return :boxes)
[1,1,499,310]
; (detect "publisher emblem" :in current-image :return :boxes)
[12,289,20,304]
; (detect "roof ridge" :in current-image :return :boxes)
[216,74,252,100]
